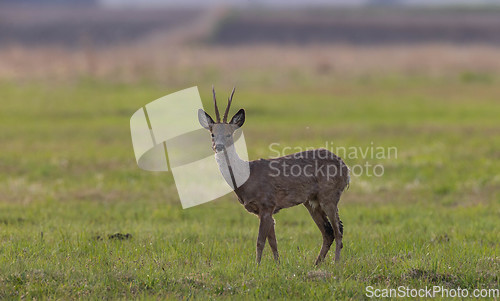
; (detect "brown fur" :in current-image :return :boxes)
[198,88,349,264]
[234,149,349,264]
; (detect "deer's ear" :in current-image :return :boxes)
[198,109,214,130]
[230,109,245,128]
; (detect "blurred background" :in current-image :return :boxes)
[0,1,499,298]
[1,0,499,243]
[2,0,500,85]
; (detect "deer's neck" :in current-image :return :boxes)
[215,145,249,190]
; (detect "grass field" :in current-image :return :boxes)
[0,74,499,299]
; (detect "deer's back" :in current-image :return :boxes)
[236,148,349,214]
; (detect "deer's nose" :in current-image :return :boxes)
[215,144,225,152]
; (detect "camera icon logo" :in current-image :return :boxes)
[130,86,250,208]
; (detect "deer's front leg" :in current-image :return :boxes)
[256,210,273,264]
[267,219,279,262]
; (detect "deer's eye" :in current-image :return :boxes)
[211,134,214,138]
[226,134,231,138]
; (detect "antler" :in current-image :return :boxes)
[223,86,236,123]
[212,85,221,122]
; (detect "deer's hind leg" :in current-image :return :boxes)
[304,200,334,265]
[319,192,344,263]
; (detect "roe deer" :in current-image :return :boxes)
[198,87,350,264]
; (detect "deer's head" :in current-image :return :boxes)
[198,86,245,153]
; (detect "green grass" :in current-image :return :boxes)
[0,77,499,299]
